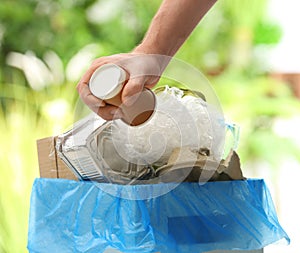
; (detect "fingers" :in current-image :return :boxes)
[78,84,124,120]
[97,104,123,121]
[121,76,145,106]
[77,53,164,120]
[78,84,105,109]
[76,58,110,116]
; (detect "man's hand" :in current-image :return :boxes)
[76,53,166,120]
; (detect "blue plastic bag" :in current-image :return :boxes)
[27,178,289,253]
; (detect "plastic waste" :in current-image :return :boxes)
[57,86,240,184]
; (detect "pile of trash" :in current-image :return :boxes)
[56,86,243,184]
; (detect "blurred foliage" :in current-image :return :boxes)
[177,0,282,74]
[0,0,299,252]
[212,72,300,167]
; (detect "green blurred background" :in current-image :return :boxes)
[1,0,300,252]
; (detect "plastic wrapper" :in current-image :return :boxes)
[28,178,289,253]
[111,86,225,166]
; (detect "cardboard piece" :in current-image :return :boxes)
[156,147,245,183]
[36,136,77,180]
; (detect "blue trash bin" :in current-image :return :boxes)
[27,178,289,253]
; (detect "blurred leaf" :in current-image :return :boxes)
[253,21,283,45]
[242,129,300,166]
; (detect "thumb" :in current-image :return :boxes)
[121,76,145,106]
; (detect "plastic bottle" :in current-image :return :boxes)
[89,64,156,126]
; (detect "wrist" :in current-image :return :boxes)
[133,42,173,56]
[131,47,171,75]
[132,43,157,55]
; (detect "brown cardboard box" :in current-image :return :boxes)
[36,136,77,180]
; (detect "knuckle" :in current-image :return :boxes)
[97,111,111,121]
[76,83,81,93]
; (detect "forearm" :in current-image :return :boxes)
[134,0,217,56]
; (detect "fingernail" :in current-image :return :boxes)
[98,101,106,107]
